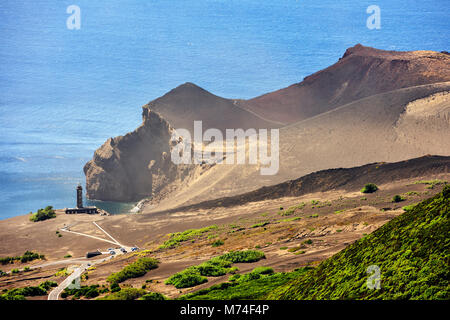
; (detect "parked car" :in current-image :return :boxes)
[120,248,127,253]
[131,247,138,252]
[110,250,116,255]
[86,251,102,259]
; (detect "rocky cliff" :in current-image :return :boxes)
[84,109,192,202]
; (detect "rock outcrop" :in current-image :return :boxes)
[84,109,192,202]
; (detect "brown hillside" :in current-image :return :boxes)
[238,44,450,124]
[144,82,280,134]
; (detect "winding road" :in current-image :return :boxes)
[47,220,131,300]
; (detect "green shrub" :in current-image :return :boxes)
[29,206,56,222]
[160,225,218,249]
[180,268,311,300]
[211,239,224,247]
[392,195,405,203]
[165,267,208,289]
[107,257,159,284]
[99,288,146,300]
[0,280,57,300]
[0,251,44,265]
[251,267,274,275]
[139,292,167,300]
[218,250,265,263]
[361,183,378,194]
[165,250,265,289]
[110,282,121,292]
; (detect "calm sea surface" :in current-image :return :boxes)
[0,0,448,219]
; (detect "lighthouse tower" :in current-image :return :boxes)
[76,184,83,208]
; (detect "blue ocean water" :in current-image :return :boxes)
[0,0,448,220]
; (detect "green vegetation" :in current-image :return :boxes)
[179,268,311,300]
[160,225,218,249]
[0,281,57,300]
[107,257,159,284]
[0,251,45,265]
[211,239,224,247]
[279,203,305,216]
[251,267,274,275]
[110,282,121,292]
[29,206,56,222]
[98,288,147,300]
[392,195,405,203]
[55,267,70,277]
[219,250,265,263]
[165,267,208,289]
[279,217,301,222]
[251,221,270,228]
[166,250,265,289]
[361,183,378,194]
[414,180,447,189]
[402,203,419,212]
[139,292,167,300]
[62,285,108,299]
[287,246,304,253]
[268,186,450,300]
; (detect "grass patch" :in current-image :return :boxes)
[62,285,108,299]
[179,268,311,300]
[98,288,147,300]
[107,257,159,284]
[211,239,224,247]
[166,250,265,289]
[280,217,301,222]
[414,180,447,189]
[160,225,218,249]
[0,281,57,300]
[0,251,45,265]
[251,221,270,228]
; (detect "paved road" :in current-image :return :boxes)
[59,228,119,246]
[47,263,88,300]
